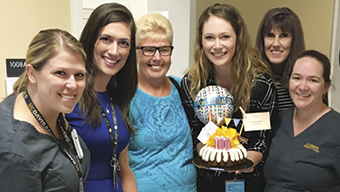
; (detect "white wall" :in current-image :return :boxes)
[71,0,196,77]
[166,0,196,76]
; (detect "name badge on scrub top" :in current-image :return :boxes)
[243,112,270,132]
[225,179,245,192]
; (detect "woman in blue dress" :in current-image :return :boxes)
[65,3,138,192]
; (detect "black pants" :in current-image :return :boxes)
[196,169,265,192]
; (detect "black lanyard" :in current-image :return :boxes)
[23,91,84,192]
[97,96,120,188]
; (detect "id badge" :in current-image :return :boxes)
[225,179,245,192]
[71,129,84,159]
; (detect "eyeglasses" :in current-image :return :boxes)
[137,46,174,56]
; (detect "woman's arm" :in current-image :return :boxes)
[247,74,279,154]
[181,75,205,155]
[236,151,262,173]
[236,74,278,173]
[119,144,138,192]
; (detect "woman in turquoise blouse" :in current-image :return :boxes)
[128,13,197,191]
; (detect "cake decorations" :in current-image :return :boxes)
[198,124,247,167]
[193,86,252,169]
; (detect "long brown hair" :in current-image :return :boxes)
[79,3,137,135]
[255,7,305,86]
[188,3,271,111]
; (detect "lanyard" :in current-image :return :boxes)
[23,91,84,192]
[97,96,120,188]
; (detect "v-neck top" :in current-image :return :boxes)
[264,107,340,191]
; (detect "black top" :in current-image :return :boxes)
[273,75,294,111]
[0,94,90,192]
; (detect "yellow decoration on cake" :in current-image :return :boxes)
[206,126,240,148]
[224,118,232,126]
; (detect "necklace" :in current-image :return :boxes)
[97,97,120,188]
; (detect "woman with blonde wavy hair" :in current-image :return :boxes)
[181,3,279,192]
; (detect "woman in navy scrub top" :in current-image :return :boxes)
[264,50,340,191]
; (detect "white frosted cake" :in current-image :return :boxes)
[199,126,247,167]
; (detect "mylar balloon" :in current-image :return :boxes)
[194,85,234,124]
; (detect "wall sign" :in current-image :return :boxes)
[6,59,26,77]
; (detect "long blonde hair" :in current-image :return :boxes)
[188,3,271,111]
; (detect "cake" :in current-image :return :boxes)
[199,126,247,167]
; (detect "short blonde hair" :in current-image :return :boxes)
[136,13,173,45]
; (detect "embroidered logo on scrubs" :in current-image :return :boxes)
[304,142,319,153]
